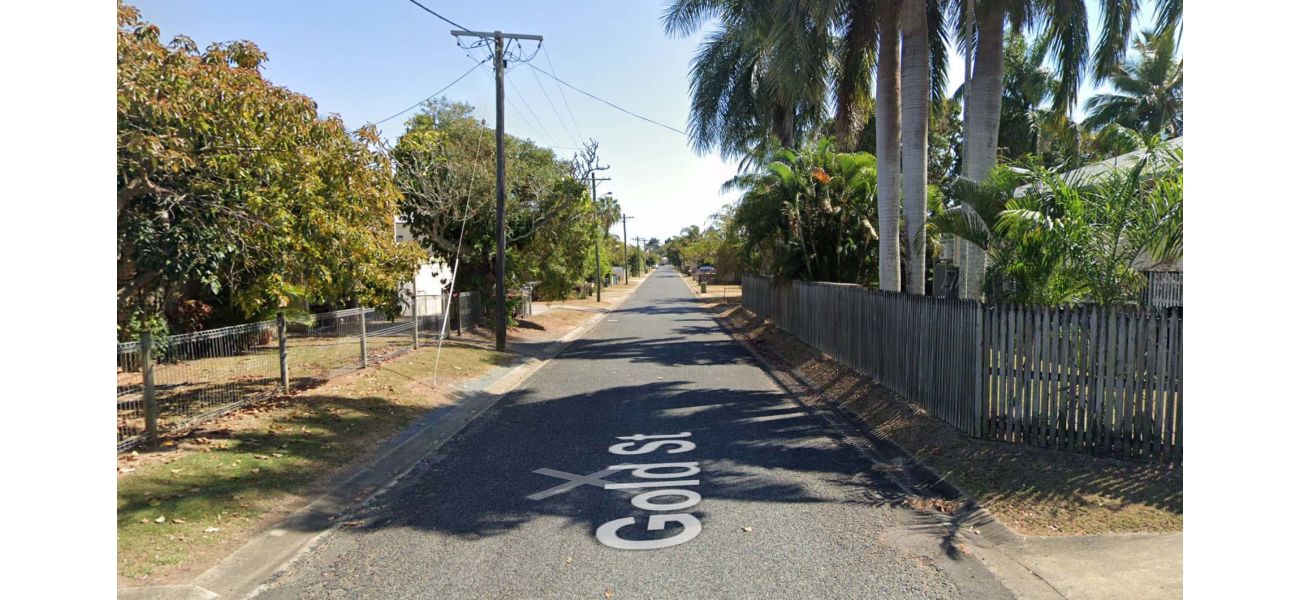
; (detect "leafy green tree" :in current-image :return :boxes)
[117,3,423,335]
[393,100,596,304]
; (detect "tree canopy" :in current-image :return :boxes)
[392,100,600,303]
[117,3,423,336]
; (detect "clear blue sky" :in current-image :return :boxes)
[128,0,1167,244]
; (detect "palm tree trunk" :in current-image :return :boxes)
[773,103,795,149]
[901,0,929,296]
[960,0,1005,300]
[834,0,875,152]
[875,1,902,293]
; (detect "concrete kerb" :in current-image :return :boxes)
[120,277,650,600]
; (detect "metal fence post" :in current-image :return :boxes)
[277,312,289,392]
[972,303,985,438]
[140,331,158,444]
[411,280,420,349]
[359,307,368,368]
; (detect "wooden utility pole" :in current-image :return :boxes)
[620,214,634,284]
[589,171,610,301]
[633,236,645,278]
[451,29,543,351]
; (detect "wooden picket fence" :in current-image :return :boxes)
[741,275,1183,463]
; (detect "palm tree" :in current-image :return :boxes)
[662,0,834,160]
[594,195,621,291]
[667,0,953,292]
[900,0,932,295]
[833,0,877,152]
[953,33,1091,168]
[725,140,880,282]
[876,1,902,292]
[951,0,1175,299]
[1083,28,1182,139]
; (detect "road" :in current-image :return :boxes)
[258,267,1012,599]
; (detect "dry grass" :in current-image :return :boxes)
[714,303,1182,537]
[116,343,505,586]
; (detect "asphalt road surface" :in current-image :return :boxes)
[258,267,1012,599]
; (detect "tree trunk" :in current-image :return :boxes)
[960,0,1005,300]
[901,0,929,295]
[833,0,874,152]
[875,2,902,293]
[773,103,795,149]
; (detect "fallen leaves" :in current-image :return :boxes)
[604,590,614,599]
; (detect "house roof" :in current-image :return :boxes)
[1014,136,1182,196]
[1012,137,1184,274]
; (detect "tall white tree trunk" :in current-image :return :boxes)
[901,0,929,296]
[875,2,902,293]
[960,0,1005,300]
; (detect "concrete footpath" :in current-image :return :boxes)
[959,529,1182,600]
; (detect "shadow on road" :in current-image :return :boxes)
[285,379,938,545]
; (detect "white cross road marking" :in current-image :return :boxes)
[526,468,621,500]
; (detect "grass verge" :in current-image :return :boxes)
[715,303,1181,536]
[117,342,507,585]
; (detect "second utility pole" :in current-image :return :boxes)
[633,236,644,277]
[589,171,610,301]
[621,214,634,284]
[451,28,542,351]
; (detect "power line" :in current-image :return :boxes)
[403,0,472,32]
[461,52,577,152]
[359,57,488,131]
[541,45,585,142]
[524,62,686,136]
[506,76,560,149]
[466,52,552,148]
[528,63,580,147]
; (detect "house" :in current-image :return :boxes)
[939,139,1183,306]
[1026,138,1183,307]
[395,216,454,316]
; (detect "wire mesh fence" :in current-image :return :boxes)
[116,291,483,451]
